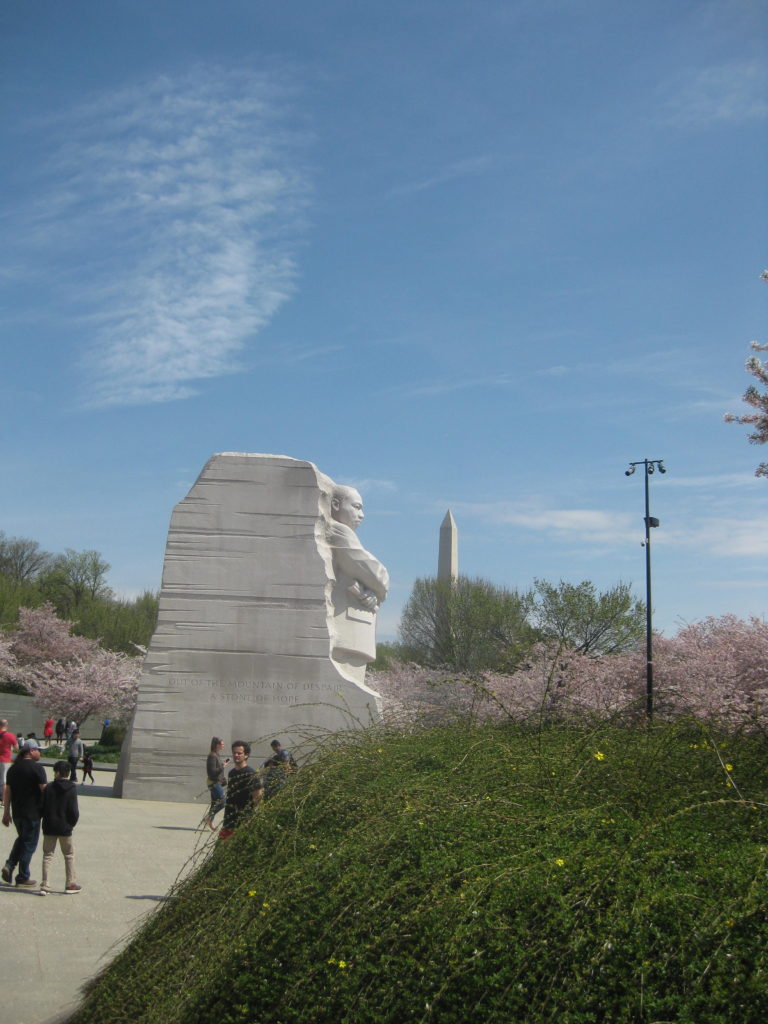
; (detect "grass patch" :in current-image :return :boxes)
[68,719,768,1023]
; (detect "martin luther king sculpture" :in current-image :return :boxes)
[116,454,389,802]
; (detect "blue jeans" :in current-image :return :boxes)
[208,783,226,819]
[6,816,41,881]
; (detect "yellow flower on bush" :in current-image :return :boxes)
[594,751,605,761]
[248,890,257,897]
[338,960,348,969]
[308,844,317,850]
[725,763,734,772]
[554,858,565,867]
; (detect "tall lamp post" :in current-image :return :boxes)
[625,459,667,722]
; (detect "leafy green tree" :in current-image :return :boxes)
[73,590,159,654]
[0,532,52,581]
[532,578,645,655]
[369,641,409,672]
[0,574,44,631]
[398,576,535,673]
[0,534,158,655]
[40,548,113,614]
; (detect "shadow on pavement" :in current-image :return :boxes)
[74,785,114,798]
[153,824,205,832]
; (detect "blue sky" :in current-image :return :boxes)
[1,0,766,640]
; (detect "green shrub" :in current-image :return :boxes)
[85,744,121,763]
[67,720,768,1024]
[99,723,126,748]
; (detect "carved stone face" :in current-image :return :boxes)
[332,487,364,531]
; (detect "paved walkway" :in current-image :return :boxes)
[0,769,215,1024]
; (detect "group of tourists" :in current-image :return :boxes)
[0,720,82,893]
[204,737,297,839]
[2,717,93,782]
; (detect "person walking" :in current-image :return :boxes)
[2,743,47,888]
[43,718,54,746]
[81,749,95,785]
[66,730,84,782]
[204,737,229,830]
[40,760,81,894]
[55,719,66,744]
[0,720,19,793]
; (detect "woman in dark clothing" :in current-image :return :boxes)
[204,737,229,830]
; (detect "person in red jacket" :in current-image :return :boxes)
[0,719,19,793]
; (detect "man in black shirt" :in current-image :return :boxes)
[2,743,47,887]
[218,741,262,840]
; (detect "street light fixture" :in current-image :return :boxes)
[625,458,667,722]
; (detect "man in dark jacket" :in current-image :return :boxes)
[40,760,81,894]
[218,741,262,840]
[2,743,47,887]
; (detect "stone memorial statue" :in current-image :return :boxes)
[328,485,389,683]
[116,454,389,802]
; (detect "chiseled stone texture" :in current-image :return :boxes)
[116,453,383,802]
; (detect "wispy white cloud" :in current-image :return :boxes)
[256,342,343,366]
[12,66,310,408]
[661,472,762,489]
[660,60,768,127]
[535,365,569,378]
[699,579,768,591]
[388,155,498,198]
[401,373,517,398]
[666,518,768,558]
[442,496,768,562]
[448,500,636,547]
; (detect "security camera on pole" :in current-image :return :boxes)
[625,459,667,722]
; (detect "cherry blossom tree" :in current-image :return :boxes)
[27,648,141,727]
[373,643,645,726]
[653,615,768,729]
[2,603,141,726]
[373,614,768,733]
[724,270,768,477]
[9,604,97,669]
[0,635,19,688]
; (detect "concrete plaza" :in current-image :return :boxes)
[0,769,212,1024]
